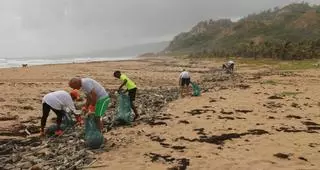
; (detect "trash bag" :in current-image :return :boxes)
[191,82,201,96]
[46,112,75,136]
[46,124,68,136]
[115,92,133,124]
[84,115,104,149]
[63,112,76,127]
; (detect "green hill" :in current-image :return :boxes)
[165,3,320,60]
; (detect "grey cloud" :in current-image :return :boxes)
[0,0,319,58]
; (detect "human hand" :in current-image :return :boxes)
[82,106,88,113]
[88,105,95,113]
[75,115,84,126]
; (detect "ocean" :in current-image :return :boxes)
[0,56,134,68]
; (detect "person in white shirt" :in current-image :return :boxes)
[69,77,110,132]
[41,90,79,136]
[179,69,191,97]
[222,60,235,73]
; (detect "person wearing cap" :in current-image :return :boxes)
[179,69,191,97]
[69,77,110,132]
[40,90,79,137]
[113,71,139,121]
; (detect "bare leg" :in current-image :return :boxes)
[180,86,183,97]
[131,102,139,120]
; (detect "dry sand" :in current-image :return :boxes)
[0,57,319,170]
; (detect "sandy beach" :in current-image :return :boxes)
[0,57,319,170]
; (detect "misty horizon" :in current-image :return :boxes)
[1,0,319,58]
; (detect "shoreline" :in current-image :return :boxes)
[0,55,139,69]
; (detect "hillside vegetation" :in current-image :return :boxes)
[165,3,320,60]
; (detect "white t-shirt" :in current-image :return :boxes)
[81,78,108,100]
[42,90,76,113]
[227,60,234,65]
[179,71,190,79]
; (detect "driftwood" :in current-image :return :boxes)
[1,87,183,170]
[79,164,108,169]
[0,115,19,121]
[0,124,40,137]
[1,127,97,170]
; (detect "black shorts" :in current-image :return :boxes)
[180,78,190,87]
[128,88,137,102]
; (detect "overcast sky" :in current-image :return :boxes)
[0,0,319,58]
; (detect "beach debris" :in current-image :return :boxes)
[273,153,290,159]
[185,109,202,116]
[168,158,190,170]
[178,120,190,124]
[220,97,227,100]
[108,87,179,120]
[218,116,234,120]
[275,126,318,133]
[268,95,284,99]
[236,84,250,89]
[0,123,40,137]
[298,157,308,162]
[184,109,216,116]
[209,98,217,103]
[235,109,253,114]
[148,135,166,143]
[0,128,97,170]
[145,119,168,126]
[145,153,190,170]
[308,143,319,148]
[236,117,246,120]
[0,114,19,121]
[286,115,302,119]
[146,152,176,163]
[268,116,275,119]
[302,121,320,131]
[22,106,35,110]
[263,101,284,108]
[302,121,319,126]
[220,109,233,115]
[193,128,206,135]
[0,87,181,169]
[291,102,300,108]
[171,145,186,151]
[176,129,269,145]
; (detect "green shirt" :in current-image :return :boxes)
[120,74,136,90]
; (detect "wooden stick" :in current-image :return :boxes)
[79,164,108,169]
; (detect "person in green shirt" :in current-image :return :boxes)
[114,71,139,121]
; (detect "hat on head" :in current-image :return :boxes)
[70,89,80,100]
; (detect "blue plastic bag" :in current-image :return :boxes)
[115,93,133,124]
[46,112,76,136]
[84,115,104,149]
[191,82,201,96]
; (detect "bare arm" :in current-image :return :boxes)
[178,74,182,85]
[90,89,97,106]
[85,95,92,108]
[118,79,127,91]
